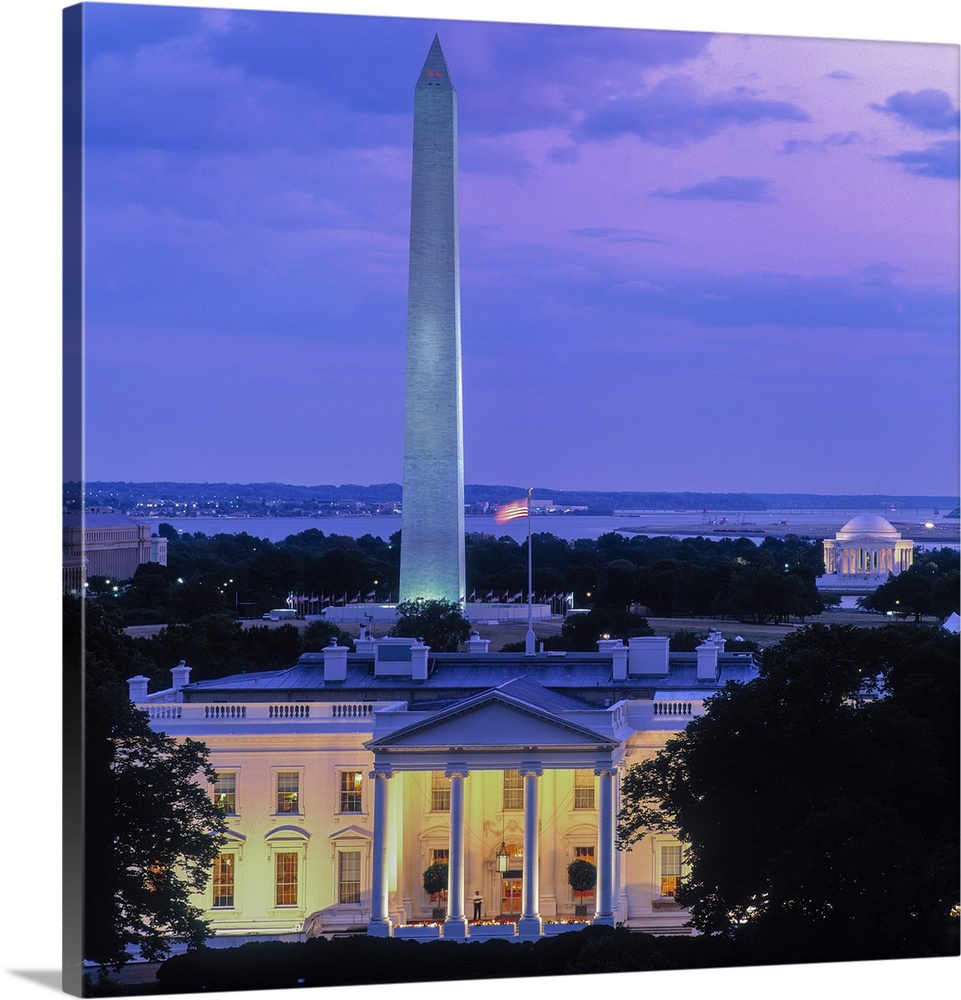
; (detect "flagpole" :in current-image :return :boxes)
[525,486,535,655]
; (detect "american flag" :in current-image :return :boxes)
[494,497,528,523]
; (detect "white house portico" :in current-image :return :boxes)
[363,678,627,939]
[134,630,756,942]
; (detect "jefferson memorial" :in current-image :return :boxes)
[821,513,914,581]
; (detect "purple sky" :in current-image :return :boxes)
[77,3,960,495]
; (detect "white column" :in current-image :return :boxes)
[367,767,393,936]
[594,767,616,926]
[518,765,543,939]
[444,766,469,939]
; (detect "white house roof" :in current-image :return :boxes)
[365,678,620,756]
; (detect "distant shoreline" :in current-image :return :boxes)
[617,522,960,543]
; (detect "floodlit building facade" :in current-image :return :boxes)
[63,512,168,594]
[821,513,914,580]
[135,631,757,942]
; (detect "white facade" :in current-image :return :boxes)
[63,512,168,593]
[821,513,914,581]
[136,630,755,942]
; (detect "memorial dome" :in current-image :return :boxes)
[837,514,899,538]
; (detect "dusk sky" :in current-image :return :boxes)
[76,2,960,495]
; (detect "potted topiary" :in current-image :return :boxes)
[567,858,597,917]
[423,862,449,920]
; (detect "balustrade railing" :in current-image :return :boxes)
[652,701,693,717]
[141,701,384,725]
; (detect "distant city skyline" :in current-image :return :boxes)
[77,3,959,496]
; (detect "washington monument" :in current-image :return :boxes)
[398,36,466,604]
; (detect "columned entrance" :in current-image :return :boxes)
[363,678,626,940]
[518,765,542,939]
[444,767,469,939]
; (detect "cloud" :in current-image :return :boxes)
[546,146,578,164]
[601,267,960,332]
[781,131,860,155]
[568,228,665,244]
[826,70,855,81]
[461,138,536,179]
[576,75,809,146]
[870,89,960,132]
[463,232,958,338]
[884,139,960,178]
[651,176,771,202]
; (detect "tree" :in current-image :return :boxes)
[567,858,597,914]
[70,598,227,968]
[859,556,961,622]
[301,619,356,652]
[422,862,449,918]
[560,608,652,651]
[616,624,959,961]
[596,559,637,611]
[389,599,472,652]
[422,862,449,896]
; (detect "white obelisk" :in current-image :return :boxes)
[399,36,466,604]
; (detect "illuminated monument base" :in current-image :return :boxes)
[321,602,552,625]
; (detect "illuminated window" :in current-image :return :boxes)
[430,772,450,811]
[146,861,168,893]
[213,772,236,815]
[340,771,363,812]
[573,769,595,810]
[503,769,524,810]
[338,851,361,904]
[275,852,298,907]
[276,771,300,814]
[212,854,235,908]
[661,844,682,897]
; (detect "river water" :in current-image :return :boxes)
[149,508,958,547]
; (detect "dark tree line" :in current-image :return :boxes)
[91,525,830,628]
[65,597,227,970]
[70,596,354,690]
[617,623,959,962]
[857,547,959,620]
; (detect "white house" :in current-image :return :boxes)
[133,630,757,942]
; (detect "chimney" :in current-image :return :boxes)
[354,627,376,655]
[706,627,726,651]
[171,660,191,691]
[411,640,430,681]
[628,636,670,676]
[611,642,628,681]
[696,640,719,681]
[127,675,149,703]
[467,631,490,653]
[323,641,348,682]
